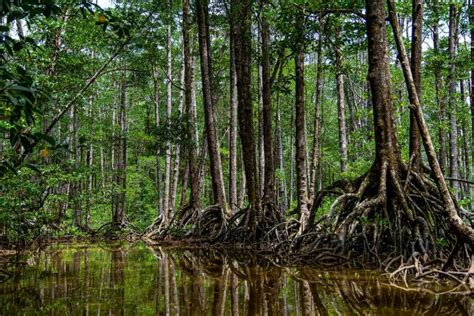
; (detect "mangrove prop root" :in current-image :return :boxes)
[142,160,472,289]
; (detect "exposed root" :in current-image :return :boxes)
[192,205,227,240]
[298,159,472,273]
[141,158,472,292]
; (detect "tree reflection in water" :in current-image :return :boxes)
[0,242,471,315]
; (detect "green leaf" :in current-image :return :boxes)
[34,132,56,146]
[26,164,42,174]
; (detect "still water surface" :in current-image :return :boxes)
[0,242,472,315]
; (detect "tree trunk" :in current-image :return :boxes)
[367,0,401,178]
[261,0,275,202]
[275,91,288,213]
[294,10,309,233]
[113,69,127,228]
[409,0,423,170]
[85,98,94,229]
[470,1,474,173]
[448,3,459,195]
[71,102,81,228]
[180,162,189,208]
[182,0,200,209]
[459,80,471,200]
[196,0,227,208]
[258,57,265,198]
[229,19,238,213]
[231,0,260,210]
[309,22,324,202]
[163,18,173,223]
[334,26,348,174]
[431,0,447,174]
[170,65,185,212]
[152,65,162,217]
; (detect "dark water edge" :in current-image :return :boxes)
[0,242,472,315]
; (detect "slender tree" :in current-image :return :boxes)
[232,0,259,210]
[182,0,200,209]
[294,9,309,233]
[448,3,459,195]
[260,0,275,202]
[196,0,227,208]
[229,11,239,213]
[334,24,348,174]
[163,12,173,223]
[470,0,474,171]
[409,0,423,170]
[309,18,324,202]
[431,0,447,173]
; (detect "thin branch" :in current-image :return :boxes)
[445,178,474,186]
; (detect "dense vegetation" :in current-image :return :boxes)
[1,0,473,279]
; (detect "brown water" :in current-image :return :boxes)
[0,242,472,315]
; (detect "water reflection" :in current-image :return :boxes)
[0,242,472,315]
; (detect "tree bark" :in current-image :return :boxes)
[182,0,200,209]
[431,0,447,174]
[229,18,238,213]
[232,0,260,209]
[448,3,459,195]
[170,64,185,211]
[309,24,324,202]
[275,91,288,213]
[163,17,173,223]
[113,69,127,228]
[294,10,309,233]
[334,25,348,174]
[70,102,81,228]
[470,1,474,173]
[261,0,275,202]
[409,0,423,170]
[196,0,227,208]
[367,0,401,169]
[152,65,162,217]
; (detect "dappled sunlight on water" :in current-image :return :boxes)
[0,242,472,315]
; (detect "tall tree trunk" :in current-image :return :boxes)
[334,25,348,174]
[180,163,189,208]
[182,0,200,209]
[261,0,275,202]
[289,121,295,208]
[170,64,185,211]
[229,19,239,213]
[294,10,309,233]
[409,0,423,170]
[448,4,459,195]
[152,65,162,217]
[275,91,288,213]
[110,80,117,219]
[163,18,173,223]
[459,80,471,199]
[85,98,94,229]
[113,69,127,228]
[367,0,401,176]
[232,0,260,210]
[71,102,81,228]
[258,56,265,198]
[470,0,474,173]
[432,0,447,173]
[196,0,227,208]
